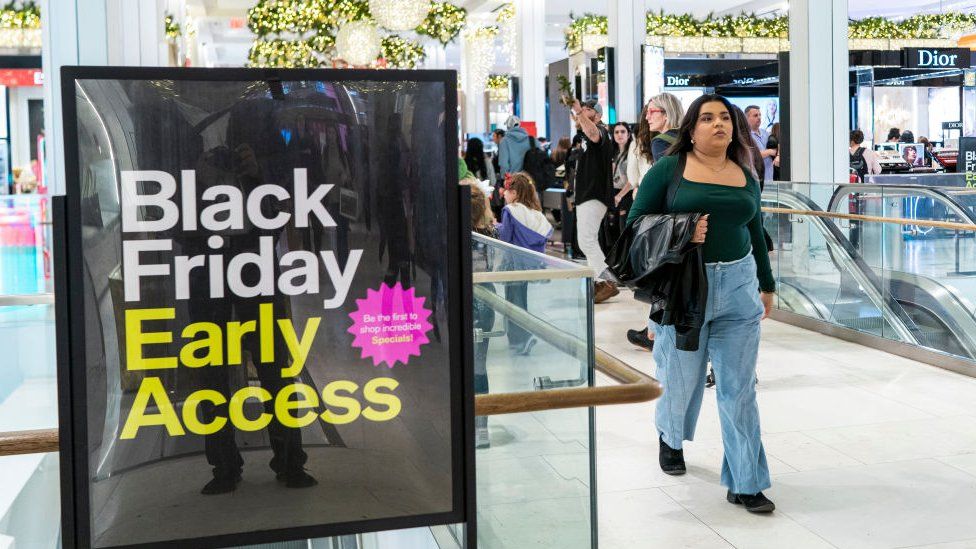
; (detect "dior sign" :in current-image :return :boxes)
[903,48,969,69]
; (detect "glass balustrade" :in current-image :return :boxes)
[762,181,976,368]
[0,228,598,548]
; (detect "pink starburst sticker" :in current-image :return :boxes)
[347,282,434,368]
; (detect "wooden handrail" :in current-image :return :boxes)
[0,428,58,456]
[762,206,976,232]
[472,284,661,416]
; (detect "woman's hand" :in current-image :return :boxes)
[760,291,775,320]
[691,214,709,243]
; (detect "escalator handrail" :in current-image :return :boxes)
[762,185,922,345]
[827,183,976,226]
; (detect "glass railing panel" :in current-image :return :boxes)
[0,300,58,548]
[767,180,976,365]
[0,194,53,296]
[763,184,888,337]
[471,233,594,549]
[0,452,59,547]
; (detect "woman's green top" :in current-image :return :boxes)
[627,155,775,292]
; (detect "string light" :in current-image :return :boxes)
[497,3,518,72]
[369,0,431,32]
[381,35,427,68]
[335,19,382,67]
[463,26,498,95]
[0,1,41,49]
[416,2,467,45]
[244,0,463,69]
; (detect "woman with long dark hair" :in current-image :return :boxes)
[628,94,777,513]
[611,122,634,213]
[464,136,490,181]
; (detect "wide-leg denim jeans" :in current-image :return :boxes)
[651,253,771,495]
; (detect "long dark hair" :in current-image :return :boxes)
[611,122,632,160]
[634,102,654,161]
[464,137,488,179]
[731,104,764,180]
[551,137,571,166]
[666,94,756,178]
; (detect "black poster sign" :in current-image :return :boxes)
[960,137,976,185]
[55,67,473,548]
[902,47,970,69]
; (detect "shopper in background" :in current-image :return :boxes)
[647,92,685,161]
[499,115,531,176]
[629,93,777,514]
[569,98,618,303]
[767,123,781,181]
[849,130,881,179]
[538,136,551,154]
[464,137,493,182]
[627,102,655,196]
[625,93,686,351]
[489,128,507,217]
[899,130,915,144]
[552,137,572,170]
[496,172,553,356]
[469,183,497,448]
[744,105,775,184]
[886,128,901,143]
[605,122,634,247]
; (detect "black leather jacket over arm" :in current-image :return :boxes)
[606,212,708,351]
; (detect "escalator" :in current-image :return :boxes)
[762,185,976,361]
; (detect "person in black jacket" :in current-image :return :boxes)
[628,94,777,514]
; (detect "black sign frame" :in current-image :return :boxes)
[55,65,475,549]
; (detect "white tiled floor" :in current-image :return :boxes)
[594,289,976,549]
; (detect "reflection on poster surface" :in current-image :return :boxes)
[60,72,465,548]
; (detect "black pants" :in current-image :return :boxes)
[504,282,530,347]
[188,248,307,480]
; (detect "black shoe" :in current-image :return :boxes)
[627,328,654,351]
[276,469,318,489]
[706,369,715,388]
[727,490,775,513]
[201,474,241,495]
[658,435,686,476]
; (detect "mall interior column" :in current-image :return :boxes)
[788,0,848,184]
[423,39,447,70]
[42,0,106,195]
[517,0,546,132]
[787,0,848,271]
[460,33,488,136]
[608,0,645,123]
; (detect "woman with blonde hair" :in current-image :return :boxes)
[626,92,685,352]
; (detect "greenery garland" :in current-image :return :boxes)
[0,1,40,30]
[381,35,427,68]
[486,74,509,89]
[163,13,181,41]
[246,0,465,68]
[849,13,976,39]
[638,10,976,42]
[416,2,467,45]
[564,12,607,52]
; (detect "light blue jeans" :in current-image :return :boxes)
[651,253,771,495]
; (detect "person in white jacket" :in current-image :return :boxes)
[626,102,654,195]
[625,94,685,351]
